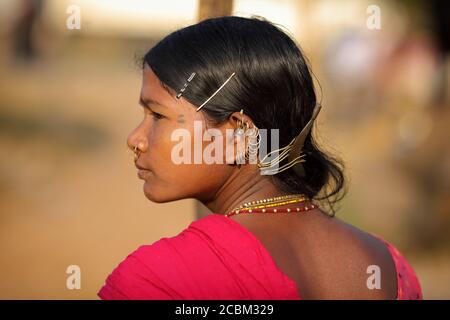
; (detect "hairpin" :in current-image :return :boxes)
[196,72,236,112]
[176,72,196,99]
[258,103,322,176]
[287,103,322,176]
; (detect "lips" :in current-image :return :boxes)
[135,162,151,180]
[137,169,151,180]
[135,162,148,171]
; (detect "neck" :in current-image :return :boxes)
[202,165,290,215]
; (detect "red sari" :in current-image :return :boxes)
[98,214,422,300]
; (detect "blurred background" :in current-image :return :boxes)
[0,0,448,299]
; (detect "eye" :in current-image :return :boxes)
[143,107,164,121]
[150,111,164,120]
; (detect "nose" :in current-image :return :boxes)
[127,123,148,154]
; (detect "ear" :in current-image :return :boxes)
[223,110,255,165]
[227,109,254,130]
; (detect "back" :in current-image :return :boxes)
[98,212,422,300]
[228,209,422,300]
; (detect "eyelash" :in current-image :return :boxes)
[144,108,164,120]
[150,111,164,120]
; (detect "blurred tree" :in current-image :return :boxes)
[12,0,44,61]
[198,0,234,21]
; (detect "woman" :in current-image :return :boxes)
[98,16,422,300]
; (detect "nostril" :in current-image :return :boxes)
[137,141,145,150]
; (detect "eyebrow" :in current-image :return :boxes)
[139,97,166,109]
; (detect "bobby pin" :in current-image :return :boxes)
[176,72,196,99]
[196,72,236,112]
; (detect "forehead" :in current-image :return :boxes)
[141,64,200,118]
[141,64,173,100]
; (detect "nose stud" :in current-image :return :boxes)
[132,146,140,162]
[127,145,141,162]
[133,146,141,162]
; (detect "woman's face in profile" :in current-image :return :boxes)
[127,64,234,203]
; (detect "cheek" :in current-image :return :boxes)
[169,163,231,192]
[157,145,231,186]
[146,120,231,187]
[147,124,173,160]
[146,124,193,181]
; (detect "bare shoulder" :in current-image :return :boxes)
[230,210,398,300]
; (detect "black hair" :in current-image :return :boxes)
[143,16,347,216]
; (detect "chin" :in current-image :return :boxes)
[143,189,164,203]
[143,184,172,203]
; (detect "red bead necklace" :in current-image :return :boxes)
[225,202,318,218]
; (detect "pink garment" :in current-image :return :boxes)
[98,213,422,300]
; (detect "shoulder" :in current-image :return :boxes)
[97,214,253,299]
[292,213,421,299]
[232,211,404,299]
[301,215,399,299]
[334,222,422,300]
[372,235,423,299]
